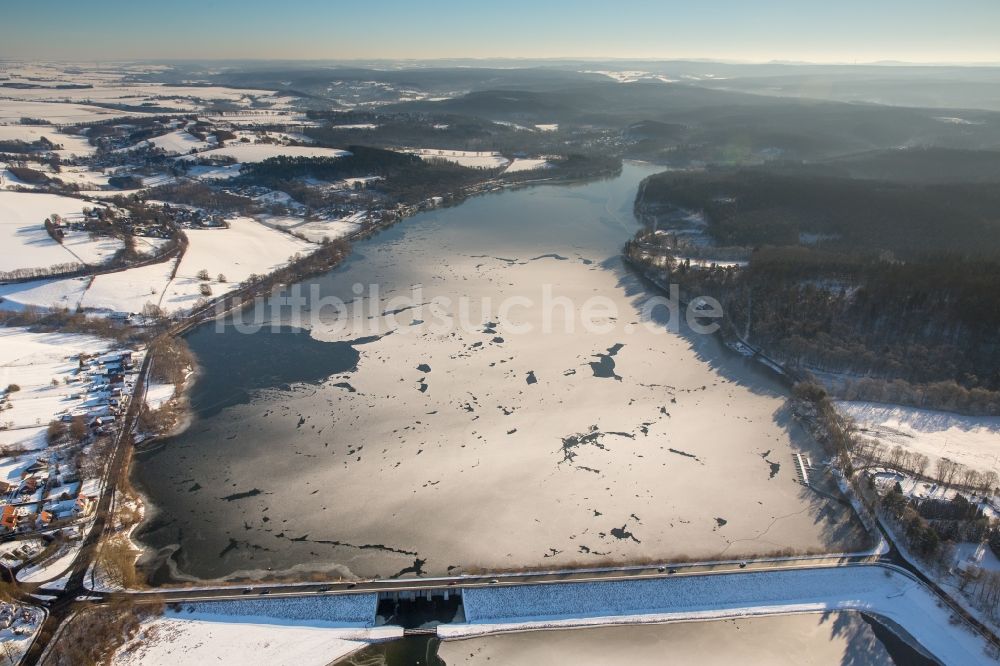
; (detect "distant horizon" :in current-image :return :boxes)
[2,0,999,63]
[3,56,1000,68]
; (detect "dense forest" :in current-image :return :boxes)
[238,146,490,203]
[639,167,1000,258]
[630,164,1000,414]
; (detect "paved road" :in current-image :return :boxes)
[41,553,880,603]
[17,351,152,665]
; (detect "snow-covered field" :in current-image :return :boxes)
[438,612,895,666]
[0,191,122,274]
[0,327,114,436]
[82,260,176,314]
[838,401,1000,475]
[0,100,141,124]
[406,148,510,169]
[177,217,311,283]
[503,158,553,174]
[49,165,111,190]
[115,620,397,666]
[0,276,90,312]
[447,565,988,665]
[144,217,314,313]
[84,219,313,315]
[184,163,243,180]
[3,218,314,315]
[146,129,212,155]
[0,124,95,156]
[180,144,350,164]
[285,212,364,243]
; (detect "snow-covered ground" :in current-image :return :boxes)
[0,191,122,274]
[143,217,314,313]
[0,99,142,124]
[0,124,95,157]
[146,129,213,155]
[678,257,749,269]
[503,159,553,174]
[584,70,677,84]
[0,327,114,435]
[112,593,387,663]
[0,601,44,666]
[838,401,1000,475]
[329,123,378,130]
[447,565,989,665]
[82,260,176,314]
[49,165,111,190]
[176,217,311,283]
[405,148,509,169]
[0,276,90,312]
[115,621,399,666]
[184,163,243,180]
[180,144,350,164]
[3,217,314,315]
[285,212,365,243]
[16,539,83,583]
[145,383,176,411]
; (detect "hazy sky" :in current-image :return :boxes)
[2,0,999,63]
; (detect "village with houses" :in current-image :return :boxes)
[1,341,141,564]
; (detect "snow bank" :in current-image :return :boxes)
[180,144,350,164]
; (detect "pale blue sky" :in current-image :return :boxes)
[2,0,999,63]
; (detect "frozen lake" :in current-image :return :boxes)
[133,163,866,583]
